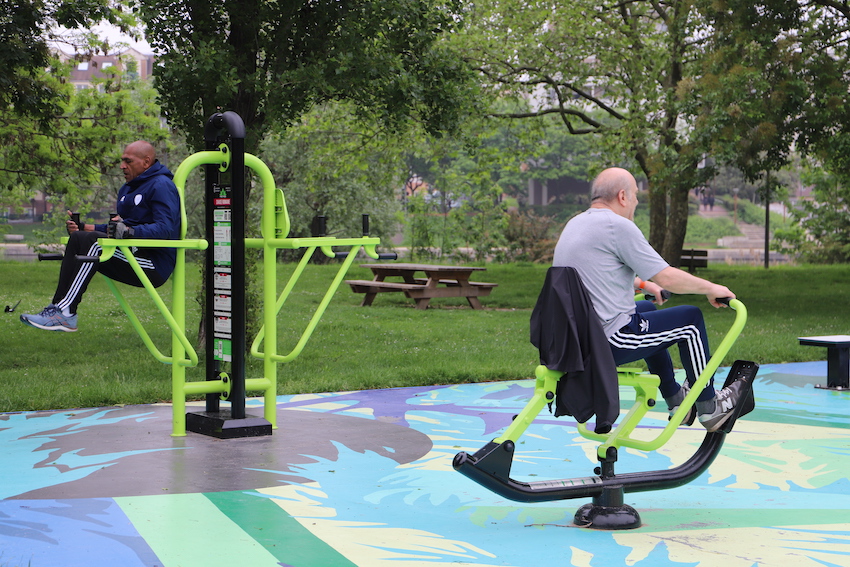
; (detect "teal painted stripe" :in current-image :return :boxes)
[206,490,358,567]
[115,493,282,567]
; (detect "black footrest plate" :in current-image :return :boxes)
[717,359,758,433]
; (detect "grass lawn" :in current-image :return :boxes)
[1,260,847,413]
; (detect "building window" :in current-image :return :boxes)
[102,62,113,69]
[77,62,89,71]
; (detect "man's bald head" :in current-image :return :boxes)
[120,141,157,183]
[591,168,636,203]
[125,140,156,161]
[590,167,640,220]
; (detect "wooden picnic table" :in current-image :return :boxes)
[346,263,497,310]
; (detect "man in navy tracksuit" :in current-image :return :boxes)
[21,141,180,332]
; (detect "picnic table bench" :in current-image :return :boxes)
[346,263,497,310]
[798,335,850,390]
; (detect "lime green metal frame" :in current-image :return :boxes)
[494,299,748,459]
[244,154,382,430]
[92,147,386,436]
[94,150,221,436]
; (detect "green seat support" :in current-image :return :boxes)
[496,299,748,459]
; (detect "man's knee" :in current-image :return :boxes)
[68,229,100,246]
[677,304,705,324]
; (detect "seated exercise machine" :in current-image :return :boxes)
[454,268,757,529]
[42,111,394,438]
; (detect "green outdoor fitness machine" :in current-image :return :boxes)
[454,289,758,530]
[58,111,391,438]
[176,111,393,437]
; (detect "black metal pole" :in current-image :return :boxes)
[204,112,247,419]
[229,133,246,419]
[764,171,770,269]
[203,149,219,414]
[185,111,270,438]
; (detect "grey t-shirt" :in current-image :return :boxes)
[552,208,669,336]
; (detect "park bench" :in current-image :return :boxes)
[798,335,850,390]
[680,248,708,273]
[346,280,423,293]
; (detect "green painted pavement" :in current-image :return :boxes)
[116,492,282,567]
[205,490,358,567]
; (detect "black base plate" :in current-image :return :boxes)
[574,503,641,530]
[815,384,849,391]
[186,410,273,439]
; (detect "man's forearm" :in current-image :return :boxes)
[651,267,715,295]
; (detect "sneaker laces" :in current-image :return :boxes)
[39,305,60,317]
[713,384,739,414]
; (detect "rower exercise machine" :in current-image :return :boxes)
[454,287,757,530]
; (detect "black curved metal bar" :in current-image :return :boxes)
[453,430,726,504]
[454,359,756,506]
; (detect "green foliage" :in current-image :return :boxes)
[401,118,506,260]
[733,199,768,226]
[728,198,791,231]
[693,4,804,182]
[0,0,133,124]
[0,61,168,246]
[452,0,735,260]
[449,189,508,262]
[774,167,850,263]
[404,193,461,260]
[684,215,741,245]
[138,0,477,151]
[258,102,404,250]
[516,114,598,187]
[499,210,558,263]
[400,110,593,262]
[696,0,850,195]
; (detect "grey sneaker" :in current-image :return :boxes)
[697,382,743,432]
[665,382,696,425]
[20,304,78,332]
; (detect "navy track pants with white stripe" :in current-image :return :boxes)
[608,300,715,402]
[53,230,166,315]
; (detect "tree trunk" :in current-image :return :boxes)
[648,182,668,253]
[661,185,689,265]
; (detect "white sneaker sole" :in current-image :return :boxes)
[700,411,734,432]
[21,318,77,332]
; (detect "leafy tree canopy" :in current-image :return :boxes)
[0,60,168,241]
[259,101,405,247]
[1,0,133,124]
[451,0,724,261]
[774,165,850,263]
[137,0,477,152]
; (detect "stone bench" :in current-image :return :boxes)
[798,335,850,390]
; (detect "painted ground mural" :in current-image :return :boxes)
[1,361,848,567]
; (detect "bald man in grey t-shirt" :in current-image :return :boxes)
[553,167,744,432]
